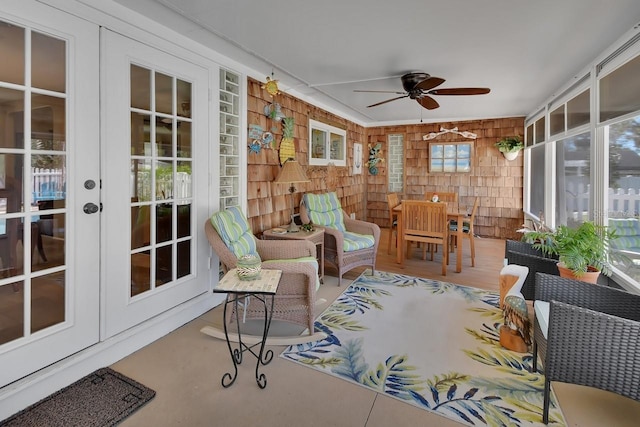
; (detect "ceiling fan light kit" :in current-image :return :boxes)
[355,72,490,110]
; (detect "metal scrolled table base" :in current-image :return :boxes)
[221,293,275,389]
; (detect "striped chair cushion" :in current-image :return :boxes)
[343,231,375,252]
[210,206,257,258]
[303,192,346,232]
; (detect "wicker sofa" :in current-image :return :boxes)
[532,272,640,424]
[300,192,380,286]
[504,240,559,300]
[205,207,320,333]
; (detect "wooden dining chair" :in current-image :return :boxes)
[386,193,401,254]
[450,196,479,267]
[401,200,449,275]
[424,191,458,210]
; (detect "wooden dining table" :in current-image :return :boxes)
[393,203,467,273]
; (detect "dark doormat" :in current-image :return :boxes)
[0,367,155,427]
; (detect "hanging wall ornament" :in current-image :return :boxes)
[279,117,296,165]
[365,143,384,175]
[264,102,285,122]
[261,73,280,97]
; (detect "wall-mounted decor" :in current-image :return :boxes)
[264,102,285,122]
[429,142,472,173]
[308,118,346,167]
[279,117,296,165]
[261,74,280,97]
[366,143,384,175]
[353,143,363,175]
[423,126,477,141]
[495,136,524,160]
[247,124,273,154]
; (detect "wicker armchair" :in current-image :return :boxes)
[504,240,559,300]
[205,208,319,333]
[532,272,640,423]
[300,192,380,286]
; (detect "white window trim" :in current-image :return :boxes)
[308,119,347,167]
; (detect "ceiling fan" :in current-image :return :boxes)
[354,72,490,110]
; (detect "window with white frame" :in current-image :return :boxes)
[555,132,591,227]
[308,119,346,166]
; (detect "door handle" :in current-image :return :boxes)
[83,202,99,214]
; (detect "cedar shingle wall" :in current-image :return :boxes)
[366,119,525,240]
[246,78,367,234]
[246,76,523,240]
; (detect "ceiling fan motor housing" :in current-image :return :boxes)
[401,72,430,92]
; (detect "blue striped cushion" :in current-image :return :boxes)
[343,231,375,252]
[210,206,257,258]
[303,192,346,232]
[609,218,640,251]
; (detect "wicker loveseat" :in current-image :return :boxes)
[504,240,559,300]
[205,206,320,333]
[300,192,380,286]
[532,272,640,424]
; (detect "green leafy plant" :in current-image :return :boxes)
[521,221,616,277]
[495,136,524,153]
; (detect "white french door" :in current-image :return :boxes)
[0,3,100,387]
[101,29,211,338]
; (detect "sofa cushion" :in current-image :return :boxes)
[303,192,346,232]
[343,231,375,252]
[210,206,257,258]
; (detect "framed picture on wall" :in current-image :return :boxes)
[353,143,362,174]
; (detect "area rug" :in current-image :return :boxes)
[0,368,155,427]
[280,270,567,426]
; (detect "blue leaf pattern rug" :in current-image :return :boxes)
[280,270,567,426]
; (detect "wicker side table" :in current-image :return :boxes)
[262,227,324,283]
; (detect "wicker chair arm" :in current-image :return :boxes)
[535,272,640,321]
[546,300,640,401]
[505,239,558,260]
[320,225,344,251]
[256,239,316,261]
[343,215,381,241]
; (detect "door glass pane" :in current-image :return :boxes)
[0,22,24,85]
[0,88,25,149]
[130,65,194,296]
[131,65,150,111]
[31,272,65,333]
[155,71,172,115]
[0,281,24,344]
[0,20,68,345]
[31,31,65,92]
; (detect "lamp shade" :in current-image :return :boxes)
[274,159,310,184]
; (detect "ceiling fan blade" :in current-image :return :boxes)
[367,95,409,108]
[417,96,439,110]
[415,77,445,91]
[354,89,407,94]
[428,87,491,96]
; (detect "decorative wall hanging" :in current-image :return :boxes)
[247,124,274,154]
[366,143,384,175]
[353,143,363,175]
[264,102,285,122]
[261,73,280,97]
[423,126,477,141]
[429,142,472,173]
[279,117,296,165]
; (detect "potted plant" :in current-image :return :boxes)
[521,221,616,283]
[495,136,524,160]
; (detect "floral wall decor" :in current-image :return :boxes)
[366,143,384,175]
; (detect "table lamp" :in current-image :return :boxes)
[274,159,310,233]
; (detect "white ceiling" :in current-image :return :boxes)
[114,0,640,126]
